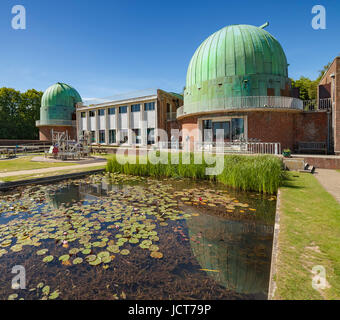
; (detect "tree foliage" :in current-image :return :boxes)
[291,61,332,101]
[0,87,43,140]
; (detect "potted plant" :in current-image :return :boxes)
[283,148,291,158]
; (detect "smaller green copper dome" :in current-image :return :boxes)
[39,83,82,126]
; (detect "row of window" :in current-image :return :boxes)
[85,128,155,145]
[82,102,155,118]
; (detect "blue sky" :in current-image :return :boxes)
[0,0,339,99]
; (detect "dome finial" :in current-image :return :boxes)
[259,22,269,29]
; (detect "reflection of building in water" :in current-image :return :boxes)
[186,213,273,297]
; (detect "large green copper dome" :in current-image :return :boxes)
[38,83,82,126]
[187,24,288,86]
[182,24,291,116]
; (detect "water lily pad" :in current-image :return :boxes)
[8,293,18,300]
[43,255,54,263]
[59,254,70,262]
[37,249,49,256]
[69,248,80,255]
[89,258,101,266]
[86,255,97,262]
[49,290,60,300]
[120,249,130,255]
[73,257,83,265]
[150,251,163,259]
[11,244,23,252]
[149,245,159,252]
[81,248,91,255]
[97,251,110,259]
[42,285,50,295]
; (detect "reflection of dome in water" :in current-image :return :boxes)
[187,214,273,296]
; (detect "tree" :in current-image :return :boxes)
[291,61,332,101]
[0,87,43,139]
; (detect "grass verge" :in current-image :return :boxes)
[106,153,285,194]
[0,165,105,182]
[0,156,77,173]
[274,172,340,299]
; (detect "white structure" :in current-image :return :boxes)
[76,89,183,147]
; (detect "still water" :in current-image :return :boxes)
[0,174,276,300]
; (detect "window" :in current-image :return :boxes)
[231,118,244,141]
[81,112,86,118]
[132,129,141,144]
[203,120,212,129]
[119,106,127,114]
[109,129,116,144]
[89,111,95,117]
[147,128,155,145]
[131,104,140,112]
[108,107,116,115]
[99,130,105,144]
[120,129,128,144]
[145,102,155,111]
[166,103,171,113]
[213,121,230,141]
[98,109,105,116]
[203,120,213,142]
[90,131,96,143]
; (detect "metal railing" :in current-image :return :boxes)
[36,120,76,126]
[194,141,282,155]
[154,141,281,155]
[303,98,332,111]
[177,96,303,117]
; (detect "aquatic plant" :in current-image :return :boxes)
[106,153,285,194]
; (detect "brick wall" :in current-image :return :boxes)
[39,126,77,141]
[179,111,328,153]
[335,58,340,154]
[247,111,296,150]
[294,112,328,143]
[318,57,340,154]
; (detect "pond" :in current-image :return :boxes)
[0,173,276,300]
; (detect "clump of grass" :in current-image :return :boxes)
[106,152,285,194]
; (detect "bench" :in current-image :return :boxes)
[297,142,327,155]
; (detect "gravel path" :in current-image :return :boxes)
[315,169,340,204]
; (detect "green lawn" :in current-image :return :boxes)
[273,172,340,299]
[1,165,106,182]
[0,156,77,173]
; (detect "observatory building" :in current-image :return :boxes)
[36,82,82,141]
[179,23,309,150]
[36,23,338,156]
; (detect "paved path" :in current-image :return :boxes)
[0,162,106,178]
[315,169,340,204]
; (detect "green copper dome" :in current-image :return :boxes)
[183,24,291,115]
[38,83,82,126]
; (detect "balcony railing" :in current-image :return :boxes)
[36,120,76,126]
[303,98,332,111]
[177,96,303,118]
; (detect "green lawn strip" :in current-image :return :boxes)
[0,156,77,173]
[274,172,340,300]
[0,165,106,182]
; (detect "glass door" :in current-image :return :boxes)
[212,121,231,142]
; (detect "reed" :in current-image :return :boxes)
[106,152,285,194]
